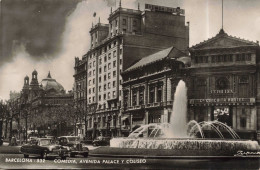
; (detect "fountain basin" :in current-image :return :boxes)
[104,138,259,157]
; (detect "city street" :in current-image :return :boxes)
[0,144,259,169]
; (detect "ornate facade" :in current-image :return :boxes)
[121,47,190,136]
[19,70,73,141]
[187,29,260,140]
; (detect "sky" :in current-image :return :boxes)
[0,0,260,100]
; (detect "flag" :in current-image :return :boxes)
[93,12,96,17]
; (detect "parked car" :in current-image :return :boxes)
[20,138,68,159]
[92,136,111,146]
[58,136,89,157]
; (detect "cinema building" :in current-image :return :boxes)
[187,29,260,140]
[121,47,189,136]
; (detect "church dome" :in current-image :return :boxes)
[40,71,65,94]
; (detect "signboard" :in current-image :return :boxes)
[145,4,185,15]
[190,98,255,104]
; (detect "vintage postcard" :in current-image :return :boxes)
[0,0,260,169]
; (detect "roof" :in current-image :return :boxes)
[40,72,64,93]
[124,47,186,73]
[190,29,259,50]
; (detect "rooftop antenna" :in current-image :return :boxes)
[119,0,121,8]
[222,0,224,29]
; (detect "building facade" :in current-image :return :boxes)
[121,47,189,136]
[19,70,74,141]
[74,3,189,139]
[187,29,260,140]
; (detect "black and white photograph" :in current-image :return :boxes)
[0,0,260,169]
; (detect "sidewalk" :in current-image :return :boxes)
[0,142,21,154]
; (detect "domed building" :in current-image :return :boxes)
[40,72,65,95]
[19,70,74,140]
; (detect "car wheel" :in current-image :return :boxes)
[83,153,88,158]
[93,143,96,146]
[41,151,47,159]
[24,154,29,158]
[61,156,66,160]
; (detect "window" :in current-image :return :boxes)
[88,80,91,85]
[93,61,96,67]
[115,20,118,26]
[89,63,92,69]
[113,61,116,67]
[104,65,107,72]
[113,81,116,87]
[99,77,101,83]
[104,94,106,100]
[149,86,155,103]
[239,76,249,84]
[108,63,111,69]
[92,96,95,102]
[113,71,116,77]
[99,95,101,101]
[133,20,137,26]
[99,58,102,64]
[89,71,92,77]
[104,56,107,62]
[93,87,95,93]
[108,73,111,79]
[120,49,122,55]
[113,91,116,98]
[108,92,111,99]
[108,82,111,89]
[89,97,91,103]
[99,86,101,92]
[123,19,126,25]
[108,53,111,60]
[240,108,247,128]
[104,75,107,81]
[113,41,116,46]
[99,67,102,73]
[123,29,126,33]
[120,59,122,65]
[113,51,116,57]
[157,85,162,102]
[93,78,95,84]
[104,84,107,91]
[93,70,95,76]
[89,89,91,94]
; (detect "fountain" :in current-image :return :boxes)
[92,80,259,157]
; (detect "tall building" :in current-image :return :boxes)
[187,29,260,140]
[74,3,189,139]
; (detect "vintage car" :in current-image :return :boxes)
[20,138,69,159]
[58,136,89,157]
[92,136,111,146]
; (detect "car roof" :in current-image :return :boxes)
[59,136,79,138]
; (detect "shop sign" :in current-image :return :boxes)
[210,89,234,94]
[190,98,255,104]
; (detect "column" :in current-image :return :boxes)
[145,111,149,124]
[145,82,148,105]
[154,86,158,103]
[167,78,172,101]
[137,89,140,105]
[162,108,168,123]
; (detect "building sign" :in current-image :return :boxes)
[189,98,255,104]
[210,89,234,94]
[145,4,185,15]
